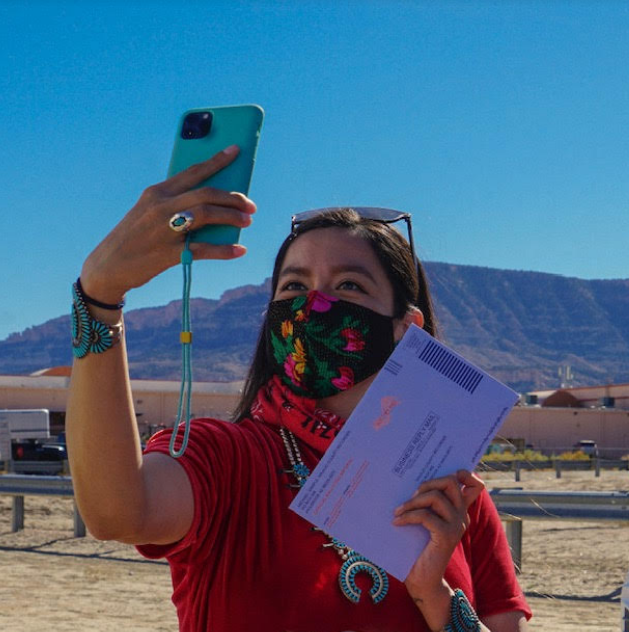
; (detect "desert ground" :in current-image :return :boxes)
[1,468,628,631]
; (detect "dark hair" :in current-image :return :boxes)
[232,208,438,421]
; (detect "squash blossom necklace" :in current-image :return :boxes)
[279,427,389,604]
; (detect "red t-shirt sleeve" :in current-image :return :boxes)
[467,488,533,621]
[136,419,246,561]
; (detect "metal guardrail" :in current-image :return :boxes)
[480,457,629,470]
[479,457,629,480]
[3,474,629,569]
[0,473,74,495]
[11,460,65,475]
[0,473,85,536]
[490,489,629,572]
[490,488,629,520]
[0,459,67,475]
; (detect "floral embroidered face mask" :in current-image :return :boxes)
[266,290,396,399]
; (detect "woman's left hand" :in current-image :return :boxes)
[393,470,485,616]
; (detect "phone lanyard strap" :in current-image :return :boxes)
[169,235,193,458]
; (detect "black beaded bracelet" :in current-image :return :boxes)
[76,277,125,310]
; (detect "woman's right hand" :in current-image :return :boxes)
[79,144,256,304]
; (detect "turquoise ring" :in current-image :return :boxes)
[169,211,195,233]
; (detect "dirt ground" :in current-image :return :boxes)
[1,468,628,631]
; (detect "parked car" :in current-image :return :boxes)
[574,439,599,458]
[12,439,67,461]
[10,440,66,474]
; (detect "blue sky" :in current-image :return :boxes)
[1,1,628,341]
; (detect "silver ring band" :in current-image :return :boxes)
[169,211,195,233]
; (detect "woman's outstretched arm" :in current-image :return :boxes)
[66,146,256,545]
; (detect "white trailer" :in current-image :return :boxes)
[0,409,50,463]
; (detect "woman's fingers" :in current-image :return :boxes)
[393,489,466,527]
[393,505,468,541]
[156,157,257,236]
[169,186,256,215]
[159,145,241,195]
[175,203,254,234]
[403,474,465,514]
[393,470,485,527]
[188,243,248,261]
[80,145,259,300]
[456,469,486,509]
[394,488,453,520]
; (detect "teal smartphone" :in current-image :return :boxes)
[167,104,264,245]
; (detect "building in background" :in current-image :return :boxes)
[525,383,628,410]
[0,372,243,439]
[499,383,629,458]
[1,372,628,456]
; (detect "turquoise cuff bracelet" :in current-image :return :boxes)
[442,589,481,632]
[72,281,123,358]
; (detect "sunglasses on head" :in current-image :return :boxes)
[290,206,420,281]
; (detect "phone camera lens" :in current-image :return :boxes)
[181,111,213,139]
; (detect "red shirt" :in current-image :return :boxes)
[138,418,531,631]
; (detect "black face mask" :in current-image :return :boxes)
[266,291,396,399]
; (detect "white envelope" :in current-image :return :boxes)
[291,324,519,581]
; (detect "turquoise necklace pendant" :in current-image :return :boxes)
[341,550,389,604]
[322,536,389,604]
[279,428,389,604]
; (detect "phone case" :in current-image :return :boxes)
[167,104,264,245]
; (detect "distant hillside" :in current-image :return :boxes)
[427,264,629,392]
[1,264,628,393]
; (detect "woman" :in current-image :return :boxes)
[66,147,531,631]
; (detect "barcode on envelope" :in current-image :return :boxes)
[417,340,483,394]
[384,359,402,376]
